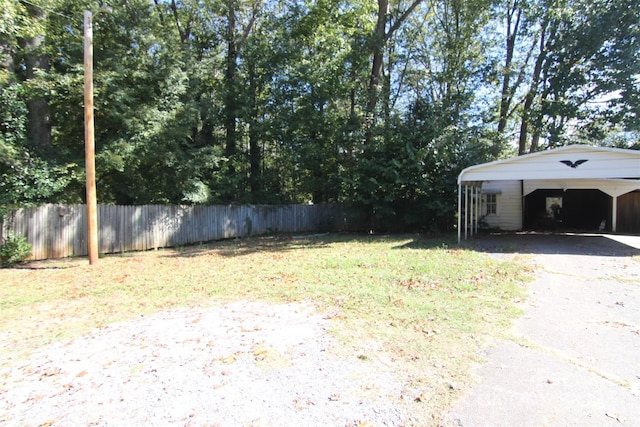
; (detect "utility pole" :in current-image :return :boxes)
[84,10,98,265]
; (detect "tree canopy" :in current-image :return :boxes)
[1,0,638,230]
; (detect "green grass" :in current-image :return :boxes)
[0,233,531,424]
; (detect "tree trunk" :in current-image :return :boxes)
[248,63,261,199]
[383,42,393,125]
[529,132,540,153]
[224,0,238,159]
[365,0,424,144]
[168,0,190,45]
[518,18,549,155]
[22,5,51,148]
[1,36,15,76]
[365,0,388,139]
[498,1,521,134]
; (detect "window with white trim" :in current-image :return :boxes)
[486,194,497,215]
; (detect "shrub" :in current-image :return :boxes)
[0,233,32,267]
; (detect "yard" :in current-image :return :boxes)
[0,234,530,425]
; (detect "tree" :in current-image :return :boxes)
[365,0,424,141]
[495,0,533,135]
[1,0,636,233]
[18,1,52,149]
[490,0,640,154]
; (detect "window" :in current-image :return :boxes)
[486,194,497,215]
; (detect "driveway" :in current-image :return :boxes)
[444,233,640,426]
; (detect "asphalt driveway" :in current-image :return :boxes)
[444,233,640,426]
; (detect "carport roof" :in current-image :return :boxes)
[458,145,640,184]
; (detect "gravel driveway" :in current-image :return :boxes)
[445,232,640,426]
[0,300,408,426]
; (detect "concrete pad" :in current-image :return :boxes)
[445,340,639,426]
[444,233,640,426]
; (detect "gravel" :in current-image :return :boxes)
[0,300,409,426]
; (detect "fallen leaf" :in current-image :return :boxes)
[415,390,430,402]
[40,367,61,378]
[605,412,626,423]
[253,347,268,356]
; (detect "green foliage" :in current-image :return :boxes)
[0,232,32,267]
[489,0,640,152]
[0,85,27,163]
[1,157,78,205]
[0,0,636,230]
[538,0,640,144]
[0,83,79,205]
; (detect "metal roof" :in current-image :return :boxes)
[458,145,640,184]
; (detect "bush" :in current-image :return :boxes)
[0,233,32,267]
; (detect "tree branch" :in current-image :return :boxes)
[386,0,425,41]
[239,0,263,47]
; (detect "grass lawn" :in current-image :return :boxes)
[0,233,531,421]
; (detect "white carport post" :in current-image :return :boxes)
[458,181,482,244]
[458,182,478,244]
[612,196,618,232]
[469,186,476,237]
[474,186,480,236]
[464,185,469,240]
[457,183,462,244]
[476,186,481,233]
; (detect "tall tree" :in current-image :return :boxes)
[223,0,260,158]
[499,0,640,154]
[365,0,424,140]
[496,0,534,135]
[19,1,51,148]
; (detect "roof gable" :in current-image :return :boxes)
[458,145,640,183]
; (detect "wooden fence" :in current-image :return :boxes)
[1,204,357,261]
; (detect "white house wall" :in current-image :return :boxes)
[481,180,522,230]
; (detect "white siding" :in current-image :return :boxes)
[482,180,522,230]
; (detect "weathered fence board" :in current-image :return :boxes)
[1,204,357,261]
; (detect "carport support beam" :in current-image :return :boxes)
[464,185,469,240]
[474,186,479,235]
[612,197,617,232]
[457,184,462,244]
[471,186,475,237]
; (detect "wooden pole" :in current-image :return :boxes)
[84,11,98,264]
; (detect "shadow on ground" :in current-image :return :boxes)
[159,232,464,259]
[469,231,640,257]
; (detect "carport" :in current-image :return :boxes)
[457,145,640,243]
